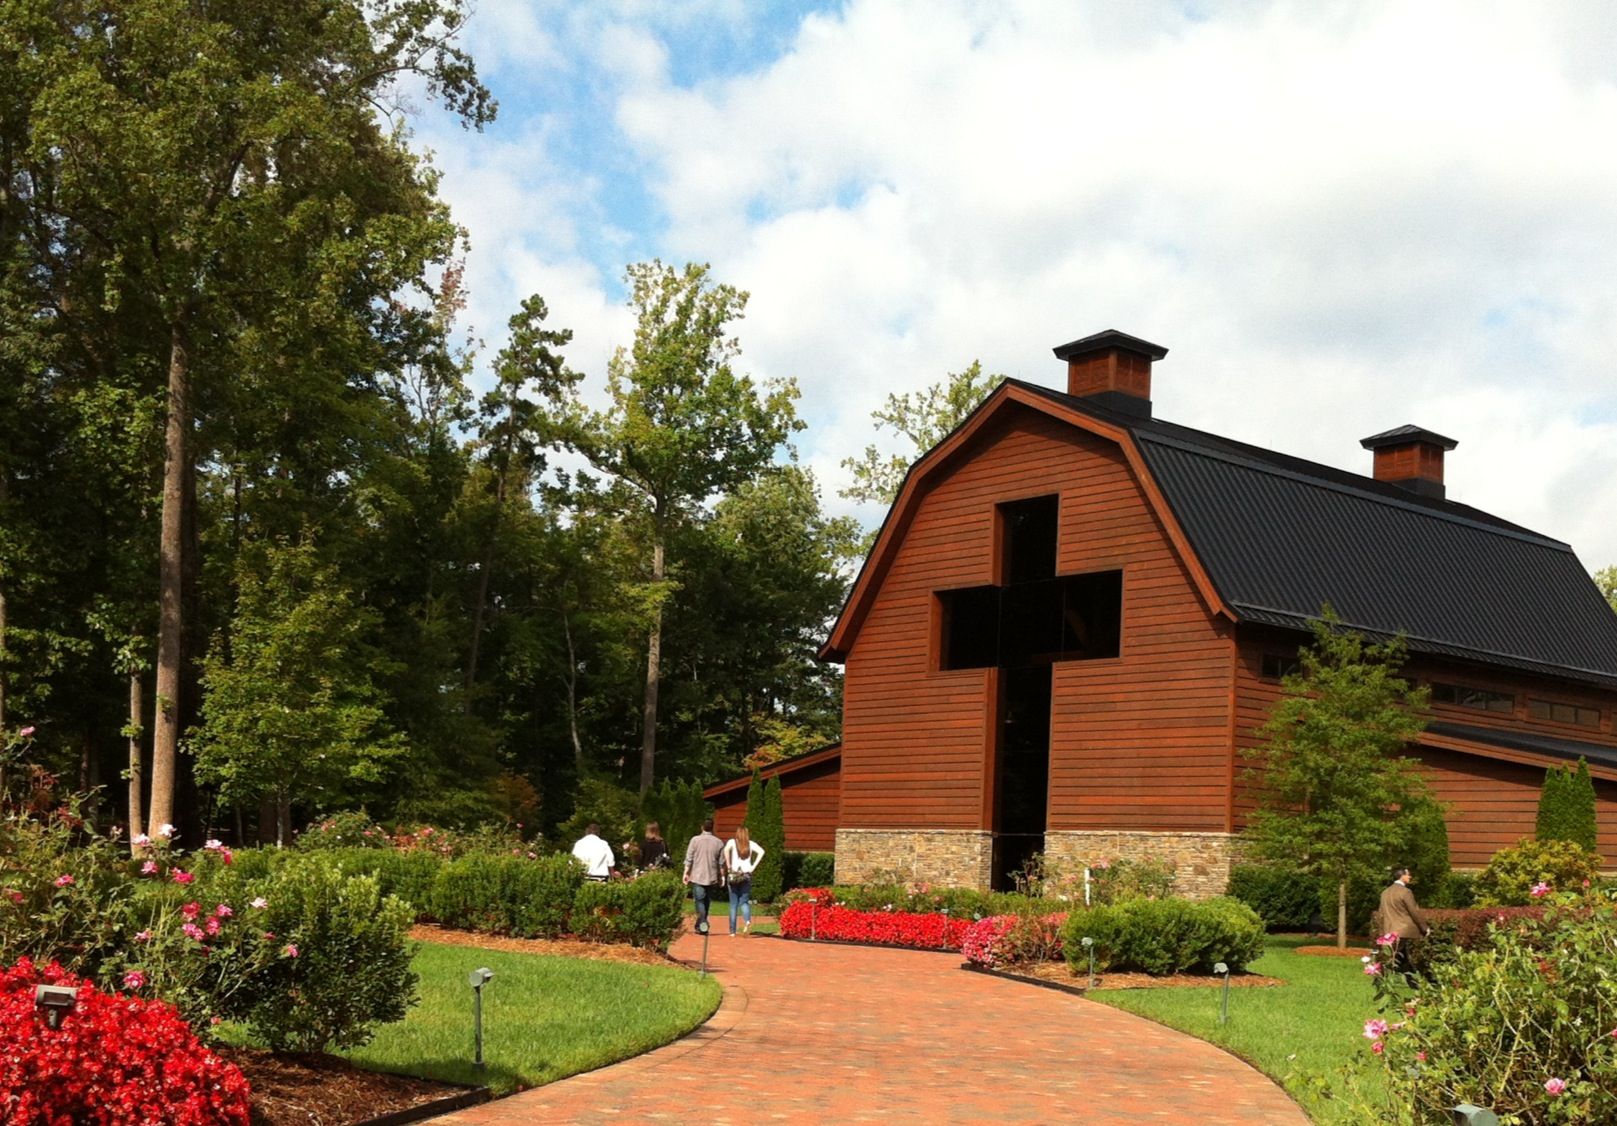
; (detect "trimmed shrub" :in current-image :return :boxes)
[238,856,417,1052]
[1226,865,1322,930]
[1394,905,1550,976]
[1474,837,1602,906]
[784,851,835,890]
[315,847,442,912]
[427,853,582,937]
[751,777,786,902]
[1061,896,1264,975]
[222,846,286,881]
[570,872,686,947]
[0,957,252,1125]
[1086,857,1177,904]
[1427,870,1477,910]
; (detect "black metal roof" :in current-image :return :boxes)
[1012,380,1617,688]
[1428,722,1617,772]
[1360,424,1459,451]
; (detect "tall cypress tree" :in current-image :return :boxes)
[1536,764,1571,844]
[752,776,787,902]
[1566,759,1599,853]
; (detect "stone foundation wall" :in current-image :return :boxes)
[1043,830,1243,900]
[834,829,993,889]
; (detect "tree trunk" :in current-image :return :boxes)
[149,321,190,840]
[464,458,511,708]
[0,470,8,733]
[1337,879,1348,950]
[639,538,665,795]
[277,789,291,848]
[127,668,144,850]
[562,604,584,772]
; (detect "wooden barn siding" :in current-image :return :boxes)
[1411,747,1617,867]
[840,406,1233,832]
[1046,430,1232,833]
[1232,634,1617,862]
[711,760,842,852]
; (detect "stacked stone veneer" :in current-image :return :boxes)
[1044,830,1242,900]
[834,829,992,889]
[834,827,1243,897]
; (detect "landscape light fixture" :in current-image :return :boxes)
[1080,936,1096,989]
[34,984,79,1030]
[466,967,493,1069]
[697,917,711,978]
[1213,962,1231,1025]
[1451,1106,1499,1126]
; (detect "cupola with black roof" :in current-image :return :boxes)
[1360,424,1459,499]
[1051,329,1168,418]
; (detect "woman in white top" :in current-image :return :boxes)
[723,826,766,935]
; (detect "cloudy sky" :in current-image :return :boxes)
[409,0,1617,571]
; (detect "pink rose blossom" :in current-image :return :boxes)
[1371,1041,1385,1055]
[282,944,299,959]
[156,823,175,839]
[181,902,201,919]
[172,869,195,885]
[219,848,233,865]
[1375,933,1399,947]
[140,860,159,876]
[211,1016,223,1026]
[121,970,146,990]
[181,922,205,941]
[1530,882,1551,899]
[1363,961,1382,976]
[53,874,74,888]
[214,903,233,918]
[18,726,34,738]
[1416,1051,1427,1062]
[205,918,221,936]
[1363,1019,1389,1040]
[250,897,269,910]
[134,930,152,943]
[5,889,23,904]
[1545,1078,1567,1095]
[204,839,223,851]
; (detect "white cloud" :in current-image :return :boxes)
[428,0,1617,572]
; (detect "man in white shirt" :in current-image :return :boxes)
[572,822,615,881]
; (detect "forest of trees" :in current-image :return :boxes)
[0,1,859,846]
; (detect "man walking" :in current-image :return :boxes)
[572,822,615,882]
[683,818,726,934]
[1378,866,1429,979]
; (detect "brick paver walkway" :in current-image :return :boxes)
[434,926,1309,1125]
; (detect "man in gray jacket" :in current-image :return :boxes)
[683,818,727,935]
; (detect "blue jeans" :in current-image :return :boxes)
[728,877,752,933]
[692,882,715,932]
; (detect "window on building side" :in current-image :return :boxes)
[938,586,1000,670]
[1430,682,1514,713]
[1527,698,1600,728]
[1260,654,1300,680]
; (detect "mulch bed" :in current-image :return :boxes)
[986,959,1285,991]
[223,1047,479,1126]
[1293,944,1373,958]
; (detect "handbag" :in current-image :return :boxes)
[727,868,750,887]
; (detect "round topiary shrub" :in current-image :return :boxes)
[1474,837,1603,906]
[0,956,252,1125]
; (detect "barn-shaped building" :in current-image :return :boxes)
[713,331,1617,894]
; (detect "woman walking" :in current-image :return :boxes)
[639,821,669,871]
[723,826,766,935]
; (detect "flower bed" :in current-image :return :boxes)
[0,957,252,1125]
[777,895,971,950]
[961,913,1068,968]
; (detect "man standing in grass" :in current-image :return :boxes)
[683,818,726,935]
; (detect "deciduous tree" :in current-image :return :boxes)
[1242,612,1432,948]
[840,360,999,508]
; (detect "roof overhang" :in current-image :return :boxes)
[703,744,843,800]
[1419,722,1617,783]
[818,382,1235,662]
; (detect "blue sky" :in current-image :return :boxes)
[409,0,1617,571]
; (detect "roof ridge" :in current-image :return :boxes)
[1004,378,1570,552]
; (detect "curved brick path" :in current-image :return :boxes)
[433,925,1308,1125]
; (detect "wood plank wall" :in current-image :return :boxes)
[840,405,1233,832]
[1233,633,1617,863]
[711,758,842,852]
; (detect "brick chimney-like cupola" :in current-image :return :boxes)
[1051,329,1168,419]
[1360,425,1459,499]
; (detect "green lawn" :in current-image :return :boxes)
[337,942,721,1094]
[1088,935,1382,1123]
